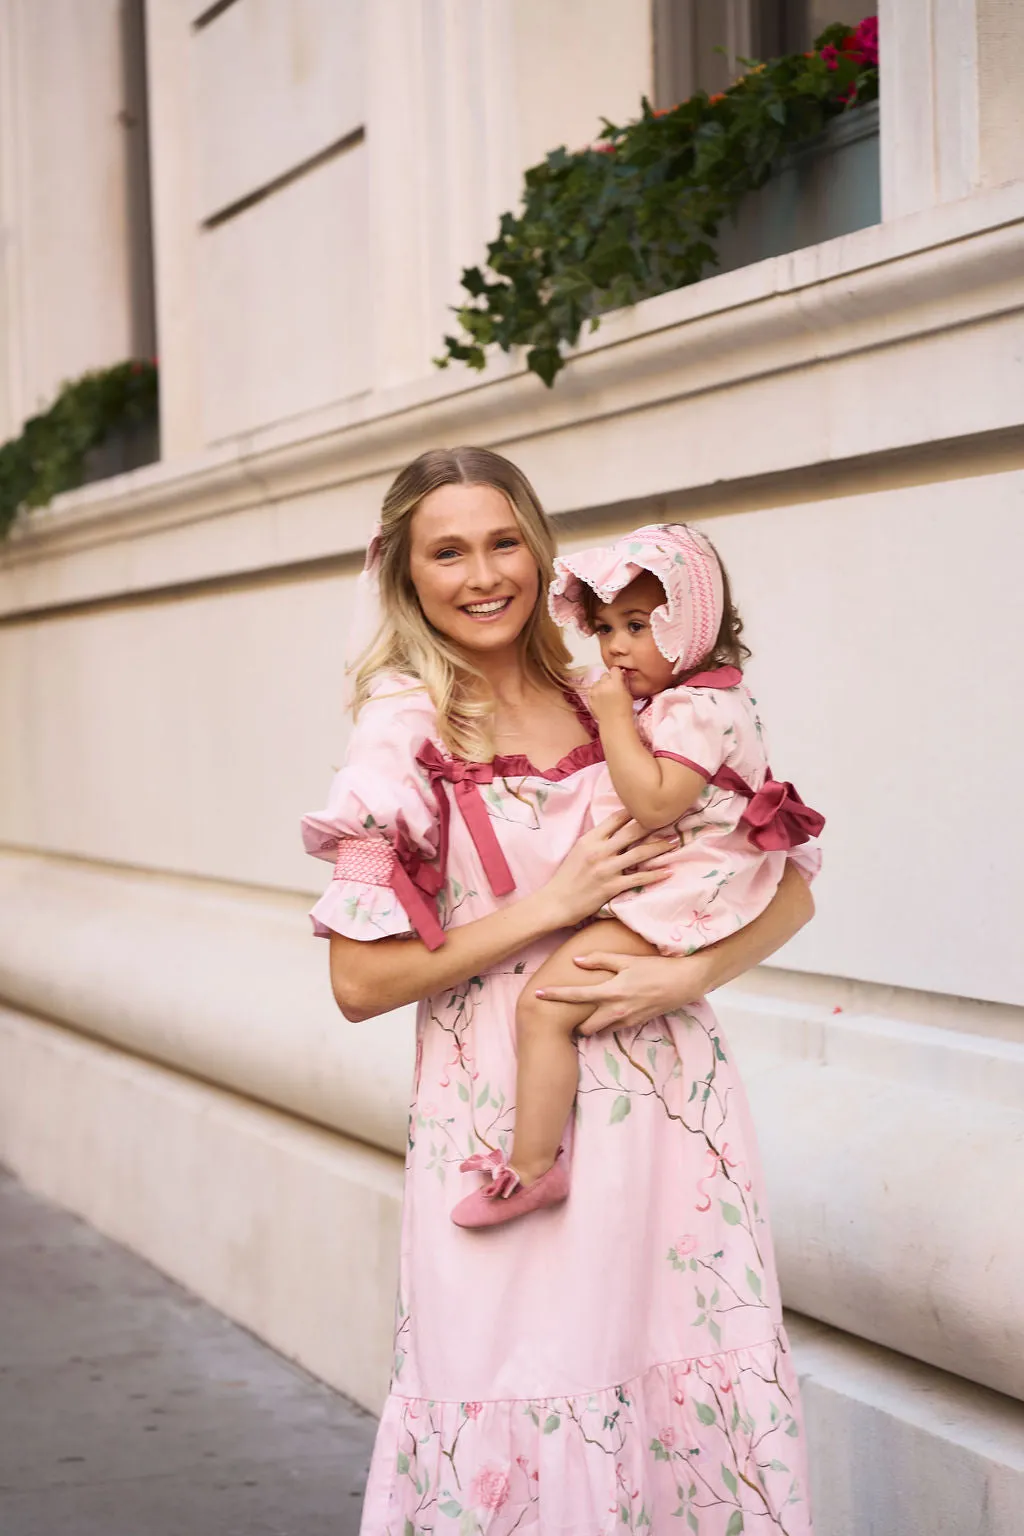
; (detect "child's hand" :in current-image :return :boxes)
[589,667,634,725]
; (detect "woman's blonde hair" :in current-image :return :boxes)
[351,447,574,761]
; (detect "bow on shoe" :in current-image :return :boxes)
[458,1149,522,1200]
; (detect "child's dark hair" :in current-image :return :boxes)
[580,526,751,677]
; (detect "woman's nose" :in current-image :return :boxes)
[465,553,502,590]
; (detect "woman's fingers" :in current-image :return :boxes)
[593,809,635,842]
[613,868,670,893]
[614,836,676,869]
[568,952,629,973]
[576,1007,630,1037]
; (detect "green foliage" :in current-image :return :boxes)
[437,22,878,386]
[0,360,158,539]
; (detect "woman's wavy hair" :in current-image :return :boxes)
[351,447,575,762]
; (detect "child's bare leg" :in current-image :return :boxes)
[510,919,656,1184]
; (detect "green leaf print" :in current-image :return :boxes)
[439,1500,462,1517]
[722,1466,738,1496]
[476,1083,490,1108]
[396,1452,410,1474]
[543,1412,561,1433]
[769,1460,789,1472]
[605,1050,621,1082]
[650,1438,670,1461]
[687,1081,698,1102]
[785,1419,800,1437]
[745,1265,762,1298]
[686,1513,699,1534]
[712,1036,728,1062]
[720,1202,742,1225]
[404,1522,415,1536]
[609,1095,632,1124]
[363,814,377,829]
[726,1515,745,1536]
[708,1319,722,1345]
[457,1082,470,1102]
[696,1402,716,1426]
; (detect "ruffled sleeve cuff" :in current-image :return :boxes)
[309,880,414,940]
[786,841,822,885]
[307,833,446,947]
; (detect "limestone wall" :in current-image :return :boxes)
[2,4,1023,1532]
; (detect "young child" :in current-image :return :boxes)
[451,522,823,1229]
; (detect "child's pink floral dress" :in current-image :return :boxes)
[302,674,815,1536]
[592,664,823,955]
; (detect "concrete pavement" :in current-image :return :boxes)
[0,1168,378,1535]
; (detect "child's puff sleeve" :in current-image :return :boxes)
[643,685,732,780]
[300,677,444,945]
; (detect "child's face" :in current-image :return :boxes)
[592,573,678,698]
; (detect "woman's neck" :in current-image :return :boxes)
[468,647,544,710]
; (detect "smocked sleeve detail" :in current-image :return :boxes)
[300,677,444,945]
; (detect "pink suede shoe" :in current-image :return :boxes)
[451,1150,569,1229]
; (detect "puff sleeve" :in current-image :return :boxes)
[300,676,444,946]
[642,685,732,780]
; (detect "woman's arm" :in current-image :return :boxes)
[328,813,677,1022]
[536,860,814,1034]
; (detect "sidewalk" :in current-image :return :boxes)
[0,1168,378,1535]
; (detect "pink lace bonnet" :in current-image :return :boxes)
[549,523,725,673]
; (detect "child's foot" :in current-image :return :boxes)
[450,1150,569,1229]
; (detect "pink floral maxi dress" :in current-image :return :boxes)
[302,675,815,1536]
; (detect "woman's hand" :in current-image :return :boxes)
[537,862,816,1032]
[538,811,675,930]
[538,950,715,1034]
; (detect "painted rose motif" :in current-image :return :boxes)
[469,1465,511,1512]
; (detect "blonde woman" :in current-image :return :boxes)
[302,448,816,1535]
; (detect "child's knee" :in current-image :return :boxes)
[516,986,572,1042]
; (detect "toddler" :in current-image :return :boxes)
[451,523,823,1229]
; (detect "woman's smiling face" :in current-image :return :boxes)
[407,483,540,655]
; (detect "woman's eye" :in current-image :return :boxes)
[495,537,520,550]
[435,548,461,561]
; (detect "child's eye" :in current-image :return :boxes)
[594,623,612,635]
[628,620,647,633]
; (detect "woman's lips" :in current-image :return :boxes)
[460,596,514,622]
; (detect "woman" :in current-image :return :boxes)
[302,448,816,1534]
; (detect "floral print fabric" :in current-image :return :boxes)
[301,677,813,1535]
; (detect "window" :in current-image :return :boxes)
[653,0,838,106]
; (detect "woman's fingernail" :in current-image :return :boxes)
[535,989,546,998]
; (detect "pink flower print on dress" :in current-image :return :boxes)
[469,1465,511,1513]
[673,1234,698,1260]
[659,1426,677,1449]
[463,1401,483,1419]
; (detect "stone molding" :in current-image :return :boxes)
[1,180,1023,617]
[1,847,1022,1406]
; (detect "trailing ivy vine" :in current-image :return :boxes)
[437,18,878,386]
[0,360,158,539]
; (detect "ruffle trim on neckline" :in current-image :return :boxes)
[361,1332,811,1535]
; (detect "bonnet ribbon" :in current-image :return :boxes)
[710,765,825,851]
